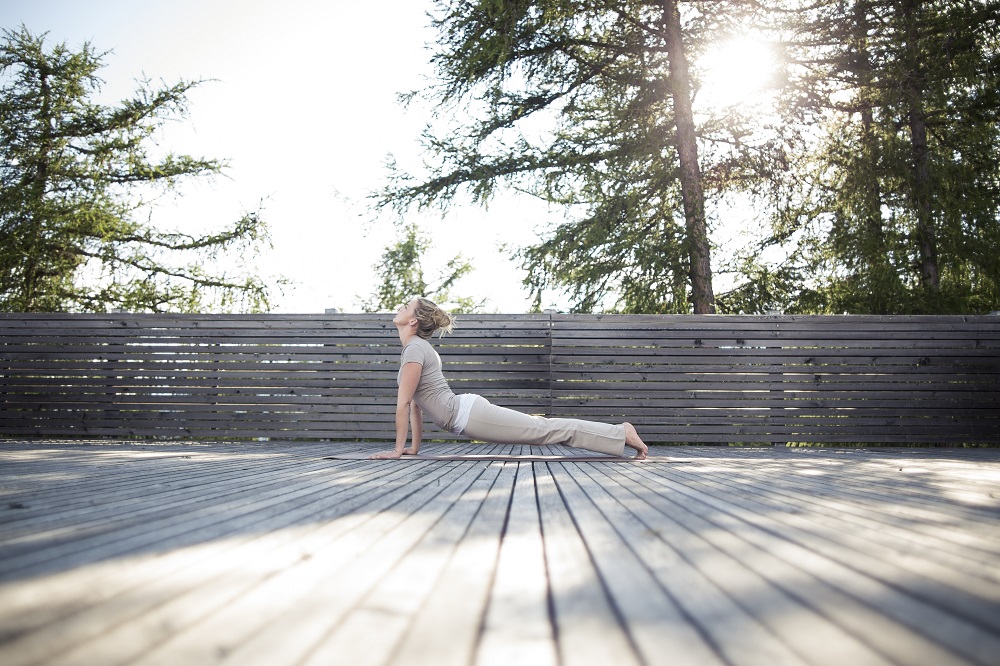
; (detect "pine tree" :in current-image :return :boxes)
[0,27,275,312]
[361,222,485,313]
[377,0,778,314]
[765,0,1000,314]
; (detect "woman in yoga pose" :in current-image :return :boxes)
[369,297,648,460]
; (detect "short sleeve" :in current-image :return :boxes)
[401,340,427,366]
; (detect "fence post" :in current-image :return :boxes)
[768,311,786,447]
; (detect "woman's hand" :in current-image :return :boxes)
[368,450,402,460]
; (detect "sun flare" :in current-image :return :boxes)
[697,36,778,110]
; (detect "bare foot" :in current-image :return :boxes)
[623,422,647,460]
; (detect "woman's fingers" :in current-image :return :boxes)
[368,450,402,459]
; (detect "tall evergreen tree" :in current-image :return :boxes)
[378,0,778,314]
[0,27,275,313]
[764,0,1000,314]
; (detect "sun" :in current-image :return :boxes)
[696,36,778,110]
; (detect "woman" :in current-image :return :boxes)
[369,297,648,460]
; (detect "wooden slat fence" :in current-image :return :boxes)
[0,313,997,444]
[0,314,549,442]
[550,314,999,444]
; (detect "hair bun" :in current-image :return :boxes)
[413,297,454,338]
[434,310,454,333]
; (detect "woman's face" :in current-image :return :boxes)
[392,299,418,327]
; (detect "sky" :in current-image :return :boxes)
[0,0,559,313]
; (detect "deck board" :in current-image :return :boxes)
[130,461,490,666]
[547,462,734,666]
[2,440,1000,666]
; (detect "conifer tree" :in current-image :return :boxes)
[361,222,485,313]
[763,0,1000,314]
[378,0,774,314]
[0,27,275,312]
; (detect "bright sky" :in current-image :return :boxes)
[1,0,555,313]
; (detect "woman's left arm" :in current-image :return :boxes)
[403,401,424,456]
[404,402,423,455]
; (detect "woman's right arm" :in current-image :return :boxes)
[369,361,421,460]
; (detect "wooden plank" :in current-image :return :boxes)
[1,422,992,445]
[551,325,1000,337]
[385,461,518,666]
[0,447,434,661]
[615,458,1000,665]
[298,455,507,666]
[1,420,992,444]
[533,463,642,666]
[577,455,952,665]
[5,456,484,666]
[0,454,370,578]
[0,347,550,361]
[700,462,1000,572]
[0,453,337,542]
[544,463,725,666]
[118,461,493,666]
[667,466,1000,630]
[566,459,893,666]
[549,349,998,361]
[3,443,1000,665]
[550,313,1000,328]
[2,313,997,444]
[475,460,558,666]
[552,336,998,349]
[11,390,990,411]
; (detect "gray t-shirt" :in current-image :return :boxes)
[398,337,458,431]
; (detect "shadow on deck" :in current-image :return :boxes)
[1,440,999,666]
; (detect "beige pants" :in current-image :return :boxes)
[461,396,626,456]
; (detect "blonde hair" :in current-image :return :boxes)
[412,297,454,339]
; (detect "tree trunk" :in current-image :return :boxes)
[855,1,886,250]
[25,66,53,312]
[854,1,895,313]
[902,0,939,292]
[662,0,715,314]
[909,110,939,291]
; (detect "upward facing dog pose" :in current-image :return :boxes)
[369,297,648,460]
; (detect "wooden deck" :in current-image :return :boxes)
[1,441,999,666]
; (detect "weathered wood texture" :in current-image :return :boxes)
[1,313,997,444]
[0,314,550,442]
[550,314,1000,444]
[1,441,999,665]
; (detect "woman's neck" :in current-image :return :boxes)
[398,327,417,346]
